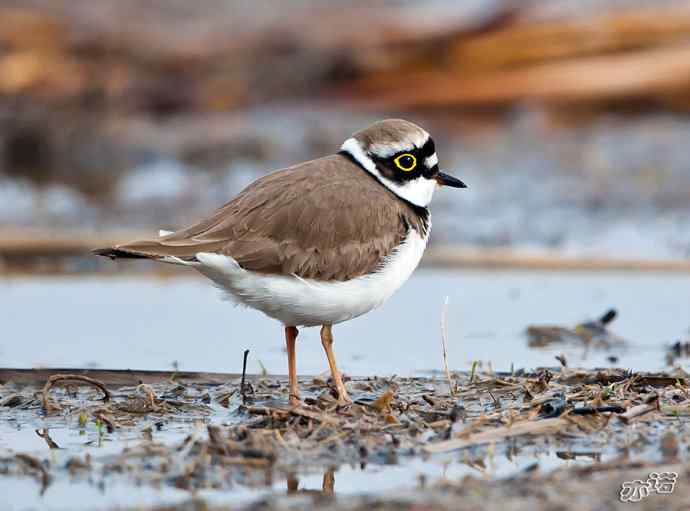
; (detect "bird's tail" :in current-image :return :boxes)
[92,247,150,260]
[92,234,225,265]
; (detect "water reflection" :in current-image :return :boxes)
[0,428,619,511]
[286,468,336,496]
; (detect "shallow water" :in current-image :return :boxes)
[1,269,688,375]
[0,397,615,511]
[0,434,610,511]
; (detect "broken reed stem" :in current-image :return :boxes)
[136,384,159,410]
[425,417,570,454]
[440,296,456,396]
[35,428,60,449]
[241,349,250,404]
[619,400,659,424]
[41,374,111,413]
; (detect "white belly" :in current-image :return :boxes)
[193,228,429,327]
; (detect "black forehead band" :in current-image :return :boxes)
[418,138,435,158]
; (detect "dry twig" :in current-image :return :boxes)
[440,296,456,396]
[41,374,111,413]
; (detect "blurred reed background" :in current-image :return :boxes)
[2,0,690,273]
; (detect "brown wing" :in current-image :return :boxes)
[98,154,415,281]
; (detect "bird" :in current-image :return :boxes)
[94,119,467,406]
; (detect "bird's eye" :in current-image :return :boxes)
[394,153,416,172]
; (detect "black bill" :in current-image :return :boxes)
[435,172,467,188]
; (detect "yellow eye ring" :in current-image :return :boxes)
[394,153,417,172]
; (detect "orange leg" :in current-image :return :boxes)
[285,326,300,407]
[322,468,335,495]
[320,325,352,405]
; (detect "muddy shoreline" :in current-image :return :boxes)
[1,367,689,510]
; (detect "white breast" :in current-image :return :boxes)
[193,227,429,327]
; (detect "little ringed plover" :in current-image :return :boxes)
[95,119,467,406]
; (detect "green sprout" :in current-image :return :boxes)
[470,361,479,383]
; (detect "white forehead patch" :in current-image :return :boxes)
[425,153,438,168]
[341,137,436,208]
[368,130,430,159]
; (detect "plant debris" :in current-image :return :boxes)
[526,308,626,351]
[666,338,690,366]
[41,374,111,413]
[1,366,690,509]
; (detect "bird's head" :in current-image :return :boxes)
[340,119,466,208]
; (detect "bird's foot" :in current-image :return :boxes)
[335,387,353,406]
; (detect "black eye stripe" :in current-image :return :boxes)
[369,137,437,177]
